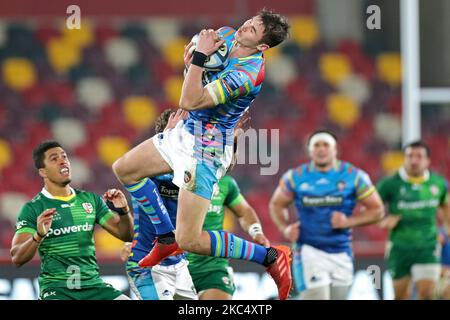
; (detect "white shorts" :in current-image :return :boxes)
[127,259,198,300]
[152,120,234,200]
[411,264,441,282]
[293,244,354,291]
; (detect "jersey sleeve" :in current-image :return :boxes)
[279,169,296,195]
[354,169,375,200]
[93,193,115,227]
[15,203,38,235]
[224,176,244,208]
[205,70,254,106]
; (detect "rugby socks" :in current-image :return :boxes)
[125,178,175,235]
[207,230,271,265]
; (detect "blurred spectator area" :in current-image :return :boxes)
[0,0,449,257]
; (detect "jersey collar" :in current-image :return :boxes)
[308,160,341,173]
[41,187,76,201]
[399,166,430,184]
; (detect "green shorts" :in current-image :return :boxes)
[190,266,236,296]
[39,283,124,300]
[386,242,440,280]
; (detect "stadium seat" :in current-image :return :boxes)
[0,139,12,172]
[290,16,320,48]
[123,96,158,131]
[381,151,404,175]
[96,136,131,167]
[326,94,360,128]
[2,57,36,91]
[376,53,402,87]
[51,118,87,151]
[164,75,184,106]
[319,53,352,86]
[47,37,82,73]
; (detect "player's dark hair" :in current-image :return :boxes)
[154,109,175,134]
[403,140,431,157]
[306,129,338,146]
[258,8,290,48]
[33,140,63,169]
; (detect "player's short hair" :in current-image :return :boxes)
[403,140,431,157]
[33,140,63,169]
[154,109,175,134]
[258,8,290,48]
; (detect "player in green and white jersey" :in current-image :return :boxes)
[11,140,134,300]
[187,175,270,300]
[377,140,450,300]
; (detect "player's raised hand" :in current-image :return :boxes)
[103,188,128,210]
[37,208,57,237]
[283,221,300,243]
[331,211,349,229]
[379,214,401,230]
[165,109,188,131]
[196,29,225,56]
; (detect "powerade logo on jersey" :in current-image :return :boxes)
[47,222,94,237]
[301,196,344,207]
[397,199,440,210]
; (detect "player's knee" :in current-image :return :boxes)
[112,156,134,185]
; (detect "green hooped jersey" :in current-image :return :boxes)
[187,175,244,272]
[15,188,115,292]
[377,168,449,247]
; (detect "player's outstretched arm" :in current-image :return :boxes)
[228,199,270,247]
[102,189,133,242]
[269,186,298,243]
[11,208,56,267]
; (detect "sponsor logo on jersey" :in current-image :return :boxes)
[42,291,56,299]
[317,178,329,185]
[82,202,93,214]
[47,222,94,237]
[61,203,74,208]
[430,185,439,196]
[184,171,192,183]
[222,276,230,286]
[299,182,313,191]
[158,185,179,198]
[397,199,440,210]
[301,196,343,207]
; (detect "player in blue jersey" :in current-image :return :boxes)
[124,109,197,300]
[269,130,384,300]
[112,9,293,300]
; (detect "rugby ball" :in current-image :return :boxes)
[189,33,230,71]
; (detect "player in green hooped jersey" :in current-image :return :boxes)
[11,141,134,300]
[377,141,450,300]
[187,174,270,299]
